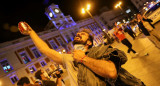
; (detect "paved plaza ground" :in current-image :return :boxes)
[111,23,160,86]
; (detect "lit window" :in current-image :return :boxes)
[20,51,31,64]
[31,47,41,58]
[10,75,19,84]
[29,65,36,73]
[40,60,47,67]
[49,40,58,49]
[0,60,13,73]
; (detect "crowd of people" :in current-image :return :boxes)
[16,12,160,86]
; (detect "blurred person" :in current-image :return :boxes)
[35,70,62,86]
[17,77,40,86]
[125,23,136,40]
[113,24,138,57]
[136,13,160,49]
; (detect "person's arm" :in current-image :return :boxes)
[73,50,117,79]
[56,77,62,86]
[20,22,63,65]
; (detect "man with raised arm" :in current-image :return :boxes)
[18,22,118,86]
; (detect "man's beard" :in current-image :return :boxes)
[72,39,87,46]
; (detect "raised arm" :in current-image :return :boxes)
[18,22,63,65]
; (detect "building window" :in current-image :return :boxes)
[91,24,97,30]
[29,65,36,73]
[40,60,47,67]
[65,34,72,43]
[57,37,65,46]
[20,51,31,64]
[31,47,41,58]
[95,23,100,29]
[49,40,58,49]
[71,31,75,38]
[88,25,94,31]
[0,59,13,73]
[45,68,50,74]
[10,75,19,84]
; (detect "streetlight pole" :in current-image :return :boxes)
[84,7,112,44]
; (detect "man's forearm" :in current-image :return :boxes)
[82,56,117,79]
[29,31,62,64]
[30,31,50,51]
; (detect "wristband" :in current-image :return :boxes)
[81,55,86,63]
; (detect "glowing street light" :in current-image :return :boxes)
[87,4,91,10]
[115,1,122,10]
[82,8,85,14]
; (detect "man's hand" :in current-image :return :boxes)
[18,21,33,35]
[73,50,86,62]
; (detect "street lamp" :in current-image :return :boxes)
[81,4,112,44]
[115,2,122,10]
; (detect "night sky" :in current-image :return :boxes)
[0,0,133,43]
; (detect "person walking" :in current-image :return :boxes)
[123,24,136,40]
[113,24,138,57]
[136,13,160,49]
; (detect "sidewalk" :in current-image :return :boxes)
[111,32,160,86]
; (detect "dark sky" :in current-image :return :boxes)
[0,0,132,43]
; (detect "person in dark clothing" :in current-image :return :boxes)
[123,24,136,40]
[143,16,155,29]
[17,77,40,86]
[136,13,160,49]
[35,70,62,86]
[137,21,150,36]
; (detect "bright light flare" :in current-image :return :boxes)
[115,2,122,8]
[82,8,85,14]
[87,4,91,10]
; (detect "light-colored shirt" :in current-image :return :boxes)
[62,54,78,86]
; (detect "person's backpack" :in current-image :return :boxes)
[100,45,145,86]
[115,68,145,86]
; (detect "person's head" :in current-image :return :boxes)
[72,28,94,49]
[35,70,47,80]
[136,13,142,20]
[17,77,30,86]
